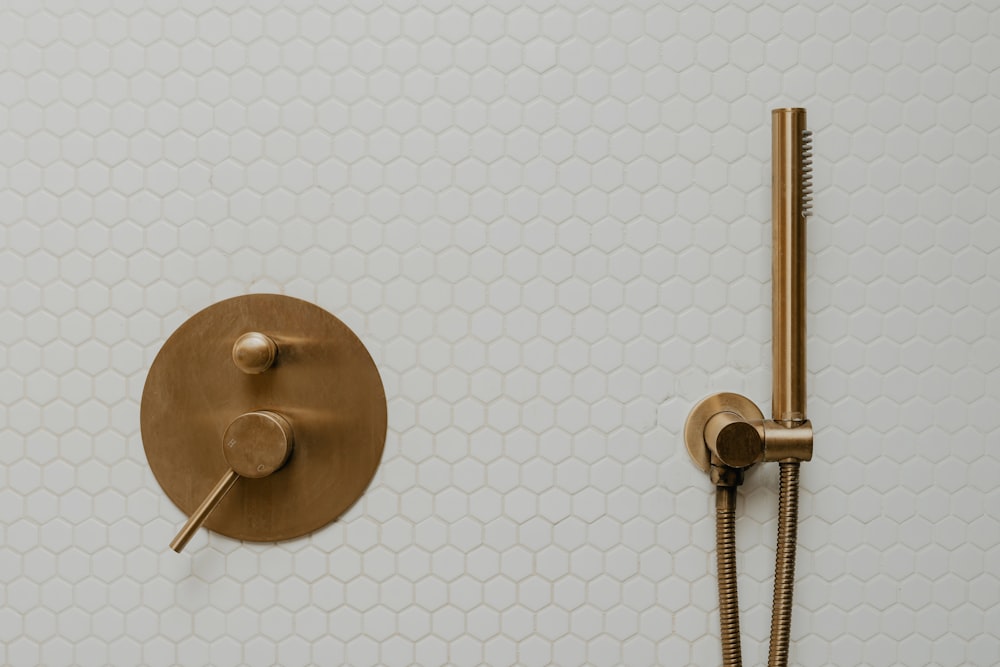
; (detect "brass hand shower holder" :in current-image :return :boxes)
[684,108,814,667]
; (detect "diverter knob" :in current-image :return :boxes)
[231,332,277,374]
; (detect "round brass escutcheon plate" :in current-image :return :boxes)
[684,392,764,472]
[141,294,387,543]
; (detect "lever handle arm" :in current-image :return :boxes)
[170,469,240,552]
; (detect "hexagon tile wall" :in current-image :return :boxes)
[1,2,998,666]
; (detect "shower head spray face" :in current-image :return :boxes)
[801,128,813,217]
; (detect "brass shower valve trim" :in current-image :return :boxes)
[685,392,812,484]
[140,294,388,553]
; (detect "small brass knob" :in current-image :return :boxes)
[232,332,277,374]
[169,410,294,553]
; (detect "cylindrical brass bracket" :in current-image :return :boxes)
[761,420,813,462]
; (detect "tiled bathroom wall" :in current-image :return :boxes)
[2,1,998,665]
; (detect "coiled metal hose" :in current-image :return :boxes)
[716,486,743,667]
[715,461,800,667]
[767,461,800,667]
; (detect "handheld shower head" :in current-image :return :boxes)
[771,108,811,423]
[684,107,817,667]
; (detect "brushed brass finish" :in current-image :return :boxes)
[169,410,295,552]
[687,394,814,471]
[716,486,743,667]
[768,461,800,667]
[761,419,813,463]
[684,392,765,472]
[232,331,278,374]
[768,107,811,667]
[141,294,387,548]
[222,411,294,478]
[687,109,815,469]
[711,464,744,488]
[170,469,239,552]
[771,108,810,423]
[705,411,764,469]
[689,108,816,667]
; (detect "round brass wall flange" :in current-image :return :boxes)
[684,392,764,472]
[141,294,387,543]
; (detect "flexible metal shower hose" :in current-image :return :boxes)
[767,461,800,667]
[715,486,743,667]
[716,461,800,667]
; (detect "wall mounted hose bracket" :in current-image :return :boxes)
[140,294,387,553]
[685,392,813,474]
[683,108,815,667]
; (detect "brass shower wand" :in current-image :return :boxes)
[766,107,813,667]
[683,107,815,667]
[772,107,812,424]
[684,108,814,469]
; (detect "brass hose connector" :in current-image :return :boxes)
[706,411,762,469]
[684,393,812,474]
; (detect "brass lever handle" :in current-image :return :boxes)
[170,411,294,553]
[170,469,240,552]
